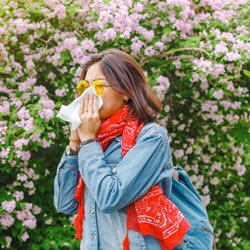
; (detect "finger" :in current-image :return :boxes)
[84,95,89,112]
[93,95,99,115]
[88,94,94,114]
[78,98,84,116]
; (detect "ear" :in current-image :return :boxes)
[123,95,129,101]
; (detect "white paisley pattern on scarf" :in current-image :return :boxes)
[135,185,185,240]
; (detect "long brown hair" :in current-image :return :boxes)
[75,48,162,125]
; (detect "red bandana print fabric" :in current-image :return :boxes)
[73,104,190,249]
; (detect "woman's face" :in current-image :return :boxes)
[84,62,128,121]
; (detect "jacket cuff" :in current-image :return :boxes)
[62,151,78,169]
[78,141,103,165]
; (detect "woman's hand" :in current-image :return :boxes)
[77,94,101,141]
[69,123,81,142]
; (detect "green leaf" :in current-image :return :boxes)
[163,25,172,36]
[243,70,250,78]
[60,51,72,64]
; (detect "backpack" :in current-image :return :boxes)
[161,166,215,250]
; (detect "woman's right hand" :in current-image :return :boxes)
[69,123,81,149]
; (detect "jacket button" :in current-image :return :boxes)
[91,210,95,215]
[112,167,117,174]
[91,234,96,241]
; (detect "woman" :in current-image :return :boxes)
[53,48,214,250]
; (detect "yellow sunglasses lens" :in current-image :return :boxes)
[93,79,104,95]
[77,80,89,95]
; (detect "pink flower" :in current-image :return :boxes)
[134,2,144,12]
[13,191,24,201]
[193,59,213,74]
[18,78,36,92]
[26,60,35,70]
[15,150,31,161]
[224,52,241,62]
[54,5,66,19]
[48,72,56,80]
[48,132,56,139]
[0,147,10,158]
[220,100,231,109]
[155,41,164,51]
[201,195,211,206]
[227,82,235,91]
[140,29,154,42]
[21,93,31,101]
[174,149,184,159]
[16,211,26,221]
[38,109,54,121]
[13,18,30,35]
[17,174,28,182]
[210,177,219,185]
[0,101,10,114]
[144,46,156,56]
[41,139,52,148]
[17,107,30,119]
[21,232,29,241]
[33,86,48,96]
[24,181,34,189]
[156,76,170,86]
[63,37,78,50]
[213,90,224,100]
[231,101,241,110]
[15,118,36,131]
[202,155,211,164]
[173,60,181,69]
[32,205,41,215]
[81,39,96,52]
[14,138,29,149]
[2,200,16,213]
[236,165,246,176]
[214,42,228,55]
[0,213,14,229]
[39,97,55,109]
[131,39,145,55]
[213,64,225,78]
[29,132,41,142]
[23,218,37,229]
[211,162,222,171]
[5,236,12,248]
[55,87,67,97]
[102,28,117,41]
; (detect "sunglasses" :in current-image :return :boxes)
[77,78,111,96]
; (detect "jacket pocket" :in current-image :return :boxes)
[200,225,214,235]
[194,224,214,250]
[128,230,147,250]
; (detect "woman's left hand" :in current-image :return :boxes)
[77,94,101,141]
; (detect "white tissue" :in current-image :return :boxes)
[56,86,103,131]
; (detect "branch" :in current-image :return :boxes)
[140,47,210,66]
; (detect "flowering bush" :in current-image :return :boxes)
[0,0,249,249]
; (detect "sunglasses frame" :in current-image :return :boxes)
[77,78,111,96]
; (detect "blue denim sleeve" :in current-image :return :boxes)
[53,150,79,214]
[78,124,173,214]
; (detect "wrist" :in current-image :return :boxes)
[69,141,79,151]
[76,138,99,151]
[80,135,96,142]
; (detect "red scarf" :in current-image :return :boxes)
[74,104,190,250]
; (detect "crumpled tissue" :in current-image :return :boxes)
[56,86,103,131]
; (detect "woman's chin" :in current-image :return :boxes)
[99,110,107,122]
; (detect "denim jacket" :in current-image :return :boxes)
[53,122,214,250]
